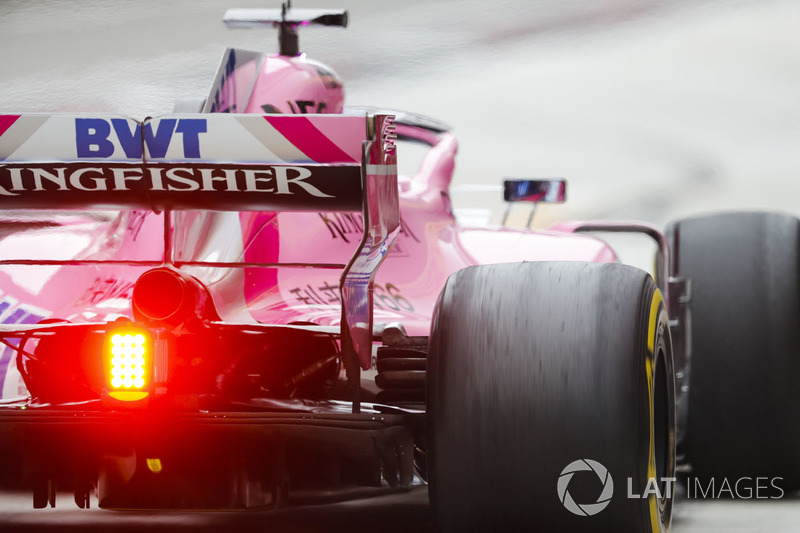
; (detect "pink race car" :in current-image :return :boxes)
[1,5,797,532]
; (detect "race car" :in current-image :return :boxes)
[0,4,797,532]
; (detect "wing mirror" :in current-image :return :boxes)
[502,179,566,227]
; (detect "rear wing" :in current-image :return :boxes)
[0,112,399,383]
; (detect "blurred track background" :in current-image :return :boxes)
[1,0,799,531]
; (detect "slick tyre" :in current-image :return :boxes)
[427,262,675,533]
[669,211,800,487]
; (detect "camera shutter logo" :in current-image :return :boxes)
[557,459,614,516]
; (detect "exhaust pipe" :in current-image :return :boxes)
[132,267,218,325]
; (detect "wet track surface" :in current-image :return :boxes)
[3,487,800,533]
[2,0,800,531]
[0,488,436,533]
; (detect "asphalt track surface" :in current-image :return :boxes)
[2,0,800,531]
[0,488,435,533]
[2,487,800,533]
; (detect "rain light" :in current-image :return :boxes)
[107,329,150,393]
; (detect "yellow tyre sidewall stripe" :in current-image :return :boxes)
[646,288,664,533]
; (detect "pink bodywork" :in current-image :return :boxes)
[0,129,614,383]
[236,128,617,336]
[0,62,618,398]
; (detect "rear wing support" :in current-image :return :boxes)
[340,115,398,412]
[0,112,399,413]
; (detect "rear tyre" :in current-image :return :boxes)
[427,262,674,532]
[669,211,800,487]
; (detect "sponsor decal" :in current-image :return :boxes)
[125,211,150,241]
[0,163,362,211]
[208,50,240,114]
[0,163,331,196]
[79,276,136,306]
[311,63,342,90]
[319,212,363,243]
[318,212,420,256]
[75,118,207,159]
[289,281,414,312]
[375,283,414,312]
[290,282,340,306]
[286,100,328,114]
